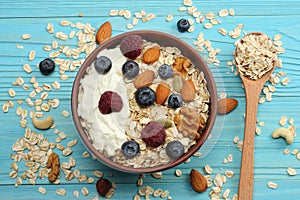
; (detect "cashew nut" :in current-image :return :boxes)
[271,127,294,144]
[32,116,53,130]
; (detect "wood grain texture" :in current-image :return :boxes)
[0,0,300,199]
[238,69,274,200]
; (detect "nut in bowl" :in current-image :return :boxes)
[71,30,217,173]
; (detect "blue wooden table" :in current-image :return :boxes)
[1,0,299,199]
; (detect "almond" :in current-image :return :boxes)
[181,79,196,102]
[142,46,160,64]
[133,70,155,89]
[190,169,207,193]
[217,98,238,115]
[96,21,112,44]
[155,83,170,105]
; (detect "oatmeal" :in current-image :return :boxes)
[235,33,277,80]
[78,35,211,168]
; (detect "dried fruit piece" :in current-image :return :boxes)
[181,80,196,102]
[133,70,155,89]
[142,46,161,64]
[96,21,112,44]
[120,35,143,59]
[217,98,238,115]
[98,91,123,114]
[96,178,112,197]
[141,121,166,148]
[155,83,170,105]
[190,169,207,193]
[47,153,60,182]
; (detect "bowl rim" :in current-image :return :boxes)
[71,30,218,173]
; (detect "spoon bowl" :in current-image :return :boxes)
[234,32,277,200]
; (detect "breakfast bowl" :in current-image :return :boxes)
[71,30,218,173]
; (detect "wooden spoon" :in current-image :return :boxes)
[234,32,276,200]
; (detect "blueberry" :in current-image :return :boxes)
[168,94,183,108]
[158,64,173,79]
[135,87,156,107]
[166,141,184,160]
[122,60,139,79]
[39,58,55,75]
[121,141,140,158]
[94,56,112,74]
[177,19,190,33]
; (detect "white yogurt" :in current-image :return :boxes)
[78,48,129,157]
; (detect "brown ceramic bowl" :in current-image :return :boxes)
[71,30,217,173]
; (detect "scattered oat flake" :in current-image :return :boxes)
[183,0,193,6]
[175,169,182,177]
[229,8,235,16]
[267,181,278,189]
[218,28,227,36]
[204,23,213,29]
[218,9,229,17]
[62,110,70,117]
[286,167,297,176]
[279,115,287,126]
[109,9,119,16]
[16,44,24,49]
[28,50,35,61]
[281,77,290,86]
[38,186,47,195]
[22,34,31,40]
[56,188,66,196]
[8,88,16,97]
[47,23,54,34]
[81,187,89,196]
[166,14,173,22]
[23,64,32,73]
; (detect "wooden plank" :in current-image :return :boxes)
[0,0,300,199]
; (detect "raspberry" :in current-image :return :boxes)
[120,35,143,59]
[141,121,166,148]
[98,91,123,114]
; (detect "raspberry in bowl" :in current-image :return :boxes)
[71,30,217,173]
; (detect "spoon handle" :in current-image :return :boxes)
[238,83,262,200]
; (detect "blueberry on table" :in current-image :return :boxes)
[166,141,184,160]
[168,94,183,108]
[121,141,140,158]
[94,56,112,74]
[39,58,55,75]
[158,64,173,79]
[177,18,190,33]
[135,86,156,107]
[122,60,139,79]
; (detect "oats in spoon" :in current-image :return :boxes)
[235,33,277,80]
